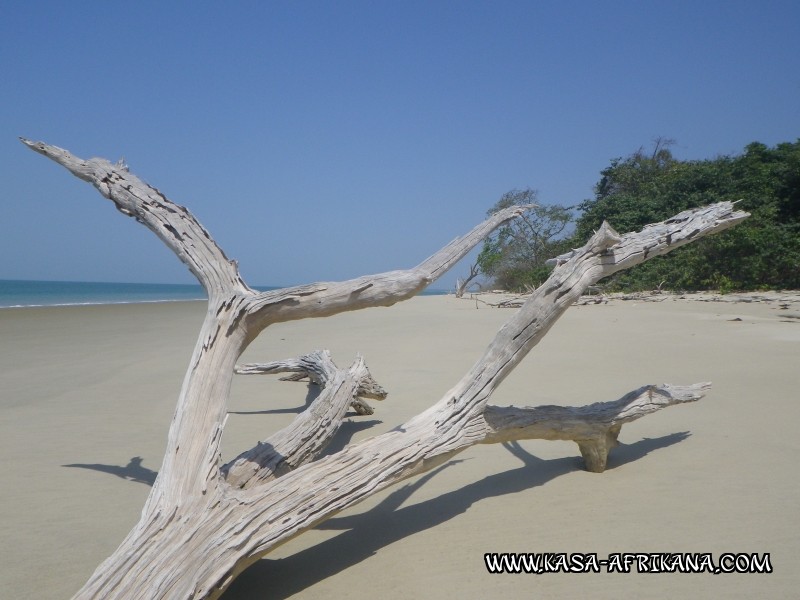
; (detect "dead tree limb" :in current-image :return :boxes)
[482,382,710,472]
[223,351,386,488]
[21,138,749,600]
[455,262,480,297]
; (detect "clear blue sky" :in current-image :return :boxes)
[2,1,798,289]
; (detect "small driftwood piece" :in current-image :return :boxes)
[223,351,385,488]
[235,350,386,415]
[22,138,749,600]
[483,382,710,472]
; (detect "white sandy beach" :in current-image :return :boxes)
[1,294,798,599]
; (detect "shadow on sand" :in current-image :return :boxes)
[63,432,690,598]
[61,398,689,599]
[63,456,158,485]
[221,432,691,599]
[228,379,322,416]
[60,414,384,488]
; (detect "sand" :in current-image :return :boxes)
[0,295,798,599]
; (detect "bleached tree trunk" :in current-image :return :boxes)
[22,138,748,600]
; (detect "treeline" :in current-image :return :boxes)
[478,139,800,292]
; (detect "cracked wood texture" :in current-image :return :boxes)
[22,138,748,599]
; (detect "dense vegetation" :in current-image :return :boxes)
[478,139,800,292]
[476,189,573,291]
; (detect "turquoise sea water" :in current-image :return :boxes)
[0,280,447,308]
[0,280,209,308]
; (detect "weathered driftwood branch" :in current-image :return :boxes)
[235,350,387,408]
[482,382,710,472]
[544,203,747,269]
[22,137,748,600]
[18,139,249,300]
[222,351,386,488]
[241,201,531,329]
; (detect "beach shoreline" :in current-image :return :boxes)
[466,288,800,307]
[1,295,797,599]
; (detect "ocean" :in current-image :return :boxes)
[0,280,447,308]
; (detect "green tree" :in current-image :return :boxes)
[574,137,679,242]
[573,139,800,291]
[477,189,573,291]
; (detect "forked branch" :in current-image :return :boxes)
[22,139,529,500]
[20,139,528,324]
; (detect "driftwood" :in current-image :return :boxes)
[22,138,749,599]
[224,351,386,488]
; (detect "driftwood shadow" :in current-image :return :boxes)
[222,432,690,599]
[229,381,322,416]
[60,418,384,487]
[319,419,383,457]
[63,456,158,486]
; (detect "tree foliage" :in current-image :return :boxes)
[474,140,798,293]
[477,138,800,291]
[573,139,800,291]
[477,189,573,291]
